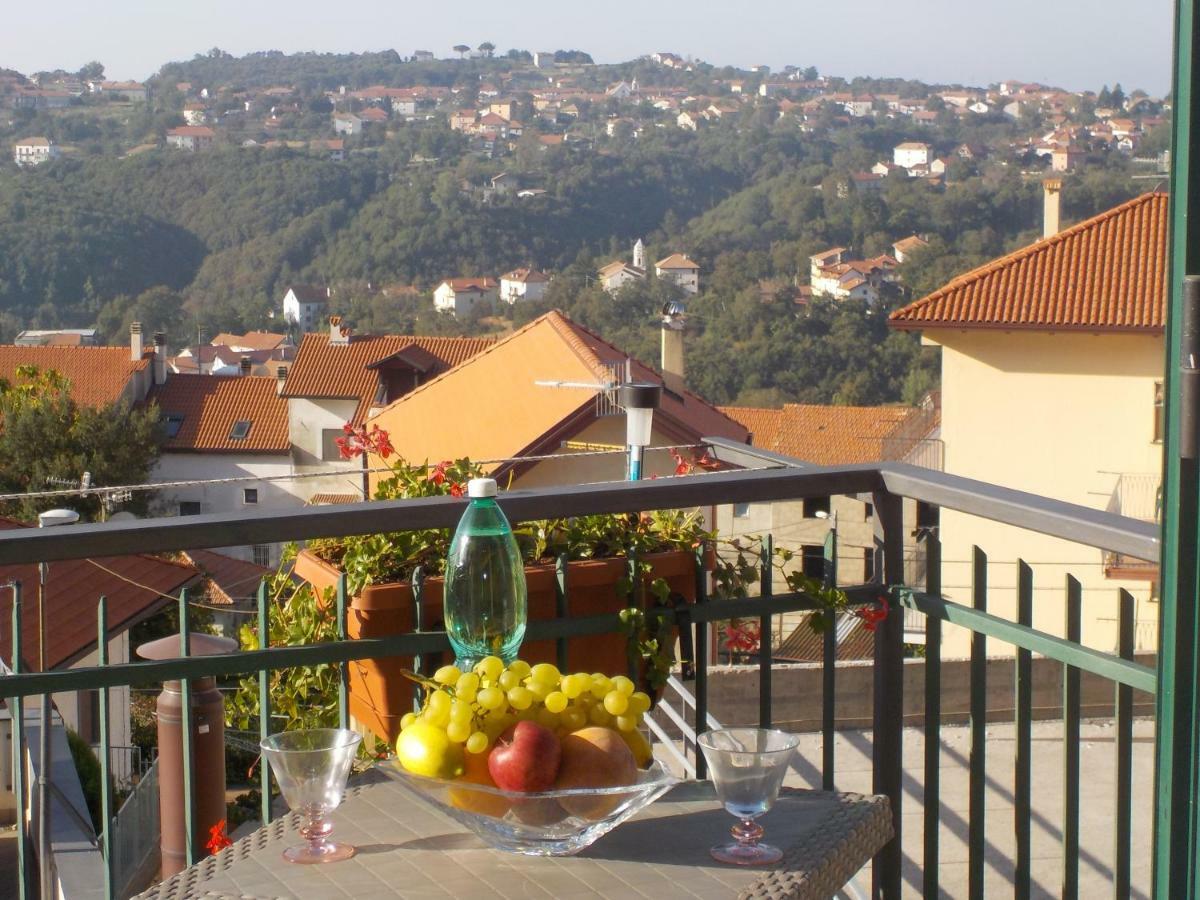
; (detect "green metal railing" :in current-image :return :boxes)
[0,459,1164,899]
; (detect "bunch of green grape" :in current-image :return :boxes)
[398,655,654,755]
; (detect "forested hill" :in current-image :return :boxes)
[0,50,1153,406]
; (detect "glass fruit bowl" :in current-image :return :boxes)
[387,760,678,856]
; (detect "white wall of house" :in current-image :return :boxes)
[932,330,1162,657]
[433,285,495,316]
[151,452,299,567]
[287,397,366,501]
[656,267,699,295]
[893,143,931,168]
[500,278,548,304]
[282,289,327,330]
[50,633,131,754]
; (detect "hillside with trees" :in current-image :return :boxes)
[0,49,1157,407]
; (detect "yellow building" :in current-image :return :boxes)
[890,191,1166,657]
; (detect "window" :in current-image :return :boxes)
[733,502,751,518]
[322,429,345,461]
[864,548,876,582]
[163,413,185,438]
[803,496,831,519]
[243,488,258,505]
[229,420,252,440]
[252,544,272,568]
[178,501,202,516]
[1154,381,1164,443]
[863,502,874,521]
[801,545,826,579]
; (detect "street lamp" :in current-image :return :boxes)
[36,507,79,900]
[618,383,661,481]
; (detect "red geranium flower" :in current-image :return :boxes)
[206,820,233,854]
[449,482,464,497]
[856,597,890,632]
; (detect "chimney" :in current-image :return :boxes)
[1043,177,1062,238]
[239,356,252,376]
[153,332,167,385]
[660,301,686,395]
[329,315,350,345]
[130,322,144,361]
[276,365,288,395]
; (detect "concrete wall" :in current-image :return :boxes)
[287,397,365,502]
[692,657,1156,733]
[934,330,1163,657]
[514,418,696,488]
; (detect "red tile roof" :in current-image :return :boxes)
[184,549,269,604]
[0,519,198,671]
[890,192,1167,333]
[151,374,290,453]
[719,403,922,465]
[0,346,150,408]
[283,333,496,424]
[210,331,288,351]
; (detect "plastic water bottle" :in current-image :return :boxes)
[443,478,527,668]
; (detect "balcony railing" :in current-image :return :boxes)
[0,440,1160,899]
[1103,472,1161,578]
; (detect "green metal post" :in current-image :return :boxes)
[922,520,941,900]
[10,584,29,900]
[256,580,272,825]
[1157,0,1200,894]
[758,535,772,729]
[336,573,349,730]
[822,524,837,792]
[555,554,569,672]
[1015,561,1033,900]
[694,548,709,780]
[968,547,987,900]
[97,598,114,900]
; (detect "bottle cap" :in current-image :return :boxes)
[467,478,497,498]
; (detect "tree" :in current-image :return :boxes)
[77,61,105,81]
[478,42,495,58]
[453,45,470,59]
[0,366,162,521]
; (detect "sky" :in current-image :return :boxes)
[0,0,1176,96]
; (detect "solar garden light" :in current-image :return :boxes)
[618,383,662,482]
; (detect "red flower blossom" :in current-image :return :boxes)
[856,597,890,632]
[429,467,445,485]
[724,619,761,654]
[206,820,233,854]
[449,482,465,498]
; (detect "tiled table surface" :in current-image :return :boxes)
[136,768,892,900]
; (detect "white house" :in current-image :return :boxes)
[13,137,60,167]
[677,110,701,131]
[599,239,648,294]
[433,278,499,316]
[500,268,550,304]
[165,126,215,151]
[893,141,932,169]
[182,103,208,125]
[149,372,299,569]
[333,113,362,136]
[282,285,330,331]
[892,235,929,264]
[655,254,701,294]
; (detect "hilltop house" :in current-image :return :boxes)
[808,248,897,303]
[500,268,550,304]
[165,126,215,151]
[655,254,701,294]
[282,285,330,331]
[13,136,60,167]
[599,240,648,294]
[433,277,499,316]
[333,113,362,136]
[893,141,932,171]
[889,188,1166,656]
[892,235,929,264]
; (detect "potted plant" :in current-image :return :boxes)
[290,424,724,744]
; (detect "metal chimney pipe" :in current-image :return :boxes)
[276,365,288,395]
[130,322,144,362]
[137,632,237,878]
[239,356,252,376]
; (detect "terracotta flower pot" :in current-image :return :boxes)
[292,548,705,745]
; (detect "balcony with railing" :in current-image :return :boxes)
[1103,473,1161,579]
[0,438,1163,898]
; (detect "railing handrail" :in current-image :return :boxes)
[0,448,1160,567]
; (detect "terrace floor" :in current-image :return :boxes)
[772,719,1155,899]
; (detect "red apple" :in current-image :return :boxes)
[488,721,561,792]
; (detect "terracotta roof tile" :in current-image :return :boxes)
[890,192,1167,332]
[655,253,700,270]
[720,403,920,465]
[210,331,288,351]
[151,374,290,453]
[0,346,150,408]
[0,519,198,671]
[367,311,748,477]
[283,333,495,424]
[775,614,874,662]
[184,549,269,604]
[308,493,362,505]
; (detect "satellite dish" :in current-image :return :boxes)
[107,511,137,522]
